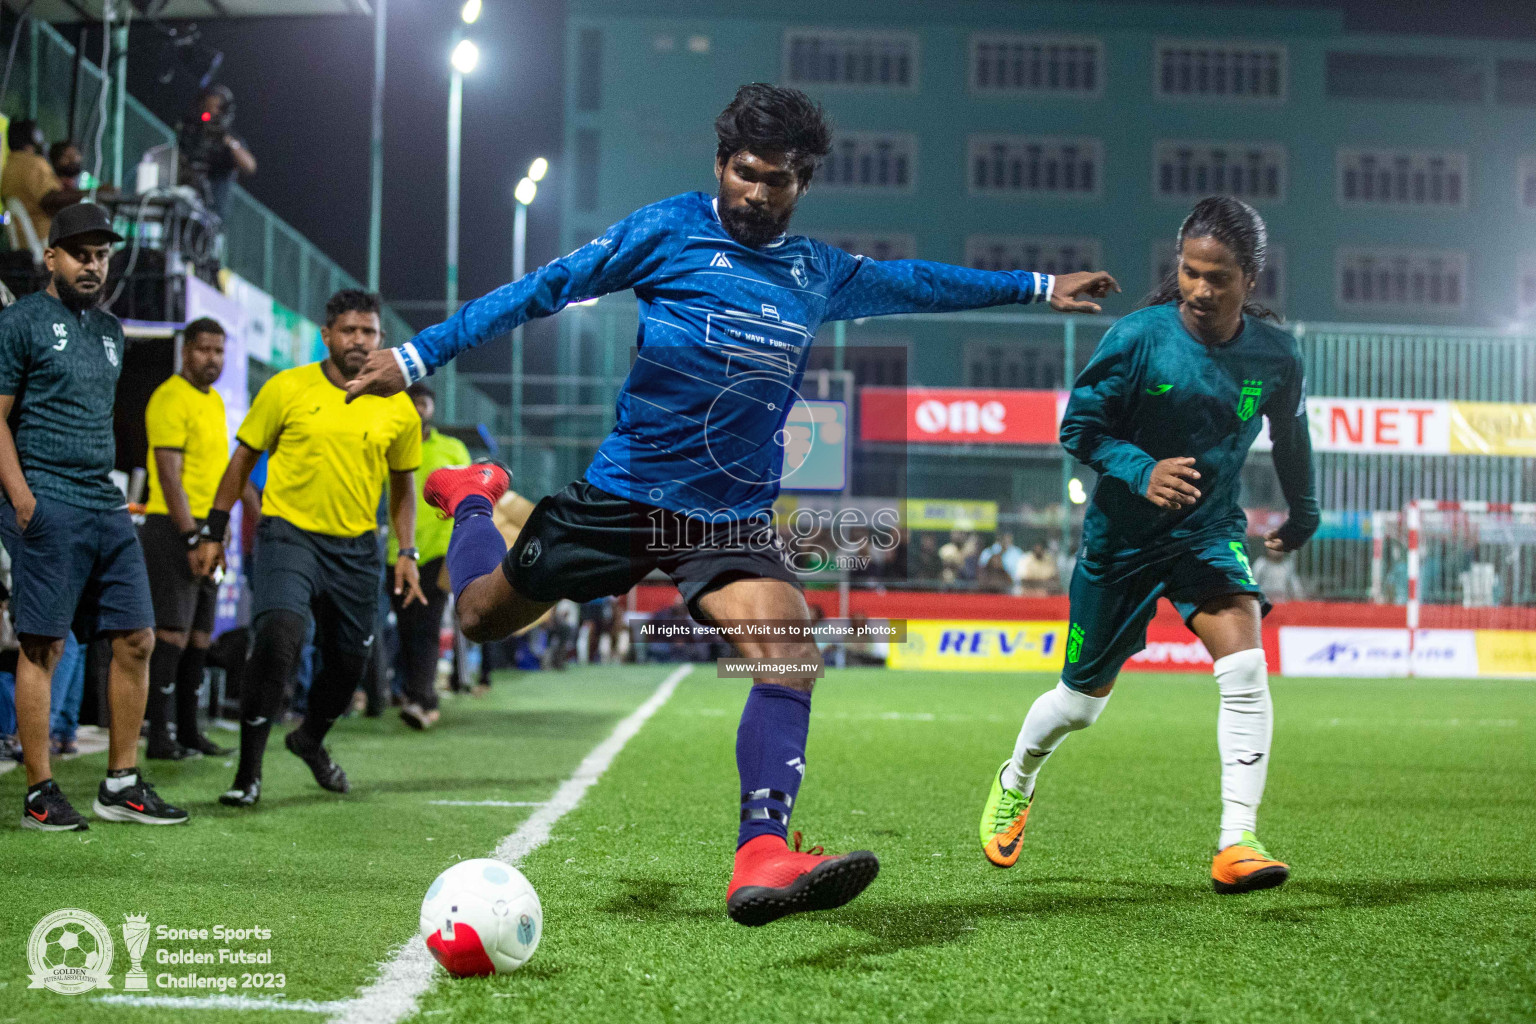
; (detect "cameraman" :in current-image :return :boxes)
[177,86,256,221]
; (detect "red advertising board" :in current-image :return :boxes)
[860,387,1062,444]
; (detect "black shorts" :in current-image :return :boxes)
[0,495,153,640]
[139,514,218,635]
[250,516,381,650]
[504,480,800,620]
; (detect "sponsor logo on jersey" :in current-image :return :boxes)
[1146,383,1173,395]
[709,252,733,269]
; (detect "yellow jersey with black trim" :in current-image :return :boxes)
[236,362,421,538]
[144,373,229,518]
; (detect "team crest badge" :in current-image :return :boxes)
[1236,379,1262,421]
[102,336,118,367]
[790,256,808,288]
[1065,623,1085,664]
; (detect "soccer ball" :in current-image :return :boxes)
[420,858,541,976]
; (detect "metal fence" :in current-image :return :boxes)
[456,298,1536,602]
[0,19,415,347]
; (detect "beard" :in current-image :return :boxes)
[54,273,103,313]
[718,200,790,248]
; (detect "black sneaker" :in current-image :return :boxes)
[146,738,200,761]
[284,730,350,793]
[22,780,89,831]
[183,732,235,757]
[93,774,190,825]
[218,778,261,808]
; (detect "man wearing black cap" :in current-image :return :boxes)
[0,202,188,831]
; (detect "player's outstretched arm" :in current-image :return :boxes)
[823,251,1119,321]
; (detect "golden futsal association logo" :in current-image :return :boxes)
[27,909,116,995]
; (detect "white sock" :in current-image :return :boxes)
[1214,648,1272,850]
[103,772,138,794]
[1001,680,1110,796]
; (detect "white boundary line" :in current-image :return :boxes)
[330,664,691,1024]
[97,994,350,1014]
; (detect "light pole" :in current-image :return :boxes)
[367,0,387,292]
[510,158,547,478]
[444,8,480,423]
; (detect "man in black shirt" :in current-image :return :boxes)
[0,203,188,830]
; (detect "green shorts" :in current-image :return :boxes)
[1060,534,1270,693]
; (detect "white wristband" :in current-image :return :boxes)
[392,342,429,385]
[1038,273,1055,304]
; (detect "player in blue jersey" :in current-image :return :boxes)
[978,197,1319,894]
[346,84,1117,925]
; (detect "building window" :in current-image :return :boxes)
[968,136,1101,196]
[807,339,910,387]
[1520,157,1536,209]
[1156,40,1285,100]
[970,34,1103,96]
[784,30,918,89]
[1338,149,1467,208]
[819,133,916,190]
[575,28,602,111]
[822,232,916,261]
[966,236,1101,275]
[1520,255,1536,318]
[1325,52,1483,104]
[1153,242,1285,311]
[964,340,1064,389]
[1154,141,1285,201]
[1337,249,1467,310]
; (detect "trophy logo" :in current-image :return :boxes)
[121,913,150,991]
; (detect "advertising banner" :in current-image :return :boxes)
[886,620,1065,671]
[860,387,1061,444]
[1278,627,1482,677]
[1449,402,1536,457]
[223,272,275,364]
[1473,630,1536,677]
[904,499,997,531]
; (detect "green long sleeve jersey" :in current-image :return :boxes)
[1060,302,1319,564]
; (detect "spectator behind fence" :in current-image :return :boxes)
[49,141,84,190]
[177,85,256,222]
[979,531,1024,594]
[1252,546,1305,602]
[388,382,469,732]
[139,317,237,760]
[0,203,188,830]
[1,121,95,250]
[1017,541,1059,596]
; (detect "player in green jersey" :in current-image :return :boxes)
[979,196,1319,893]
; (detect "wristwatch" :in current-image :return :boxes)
[398,547,419,561]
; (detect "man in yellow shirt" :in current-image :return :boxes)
[140,317,235,761]
[389,382,470,730]
[193,290,425,807]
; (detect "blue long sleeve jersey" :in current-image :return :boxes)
[1059,303,1319,566]
[400,191,1053,519]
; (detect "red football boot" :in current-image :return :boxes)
[726,831,880,927]
[424,461,511,519]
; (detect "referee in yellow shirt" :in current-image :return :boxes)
[193,290,426,807]
[140,317,235,760]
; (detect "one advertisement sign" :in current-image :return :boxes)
[887,620,1065,672]
[860,387,1060,445]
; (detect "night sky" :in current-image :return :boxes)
[111,0,1536,362]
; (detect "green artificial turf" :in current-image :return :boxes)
[3,667,1533,1024]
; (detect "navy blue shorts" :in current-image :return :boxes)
[1060,533,1270,693]
[0,495,154,640]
